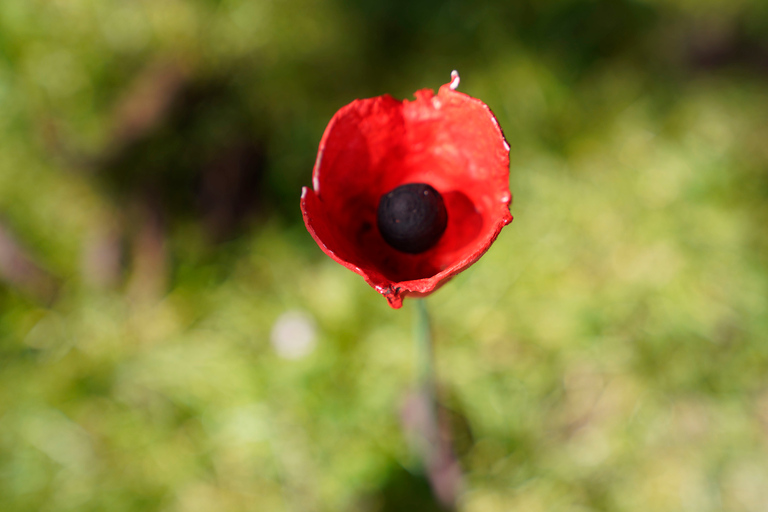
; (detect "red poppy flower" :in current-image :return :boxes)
[301,73,512,309]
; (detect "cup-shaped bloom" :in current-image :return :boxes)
[301,77,512,308]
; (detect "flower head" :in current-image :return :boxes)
[301,73,512,308]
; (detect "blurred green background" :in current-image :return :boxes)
[2,0,768,510]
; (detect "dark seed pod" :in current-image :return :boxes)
[377,183,448,254]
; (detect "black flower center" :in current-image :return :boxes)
[377,183,448,254]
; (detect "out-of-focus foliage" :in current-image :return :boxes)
[2,0,768,511]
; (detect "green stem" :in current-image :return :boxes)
[414,299,462,509]
[414,298,438,451]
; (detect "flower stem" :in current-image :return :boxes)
[415,298,436,411]
[412,299,461,508]
[414,299,440,472]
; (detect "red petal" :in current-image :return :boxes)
[301,80,512,309]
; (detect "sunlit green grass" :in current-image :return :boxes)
[2,1,768,511]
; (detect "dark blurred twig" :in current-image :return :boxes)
[0,220,59,303]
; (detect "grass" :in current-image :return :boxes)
[1,0,768,510]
